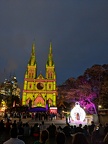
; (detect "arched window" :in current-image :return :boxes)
[49,84,51,89]
[48,73,50,78]
[50,73,53,78]
[29,83,32,89]
[29,73,31,78]
[48,72,53,79]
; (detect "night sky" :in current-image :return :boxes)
[0,1,108,88]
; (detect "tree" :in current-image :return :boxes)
[57,64,108,114]
[99,65,108,108]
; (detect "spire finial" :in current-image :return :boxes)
[32,41,35,56]
[49,41,52,54]
[28,41,36,65]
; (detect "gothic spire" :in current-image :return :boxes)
[28,42,36,66]
[47,42,54,66]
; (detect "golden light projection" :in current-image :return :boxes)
[22,42,57,109]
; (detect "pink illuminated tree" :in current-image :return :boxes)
[57,64,108,114]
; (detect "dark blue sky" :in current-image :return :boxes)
[0,1,108,87]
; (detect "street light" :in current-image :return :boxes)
[98,105,102,109]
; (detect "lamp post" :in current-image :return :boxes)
[98,105,102,109]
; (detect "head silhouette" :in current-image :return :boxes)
[10,128,18,138]
[72,132,89,144]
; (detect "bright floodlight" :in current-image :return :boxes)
[70,102,86,122]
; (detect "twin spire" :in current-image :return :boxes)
[31,42,35,56]
[47,42,54,66]
[29,41,54,66]
[28,42,36,66]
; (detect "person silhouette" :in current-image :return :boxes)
[3,127,25,144]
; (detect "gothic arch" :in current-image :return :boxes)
[48,98,53,106]
[34,95,45,107]
[26,98,31,105]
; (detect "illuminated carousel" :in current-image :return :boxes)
[70,102,87,126]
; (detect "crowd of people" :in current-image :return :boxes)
[0,117,108,144]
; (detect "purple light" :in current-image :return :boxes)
[28,107,46,112]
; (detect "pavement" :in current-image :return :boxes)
[28,118,66,127]
[0,116,67,128]
[20,117,66,128]
[0,116,90,128]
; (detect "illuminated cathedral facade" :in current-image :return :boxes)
[22,42,57,109]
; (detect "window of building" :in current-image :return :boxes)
[48,72,53,79]
[49,84,51,89]
[51,73,53,78]
[29,73,31,78]
[29,84,32,89]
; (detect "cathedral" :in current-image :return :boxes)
[22,42,57,110]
